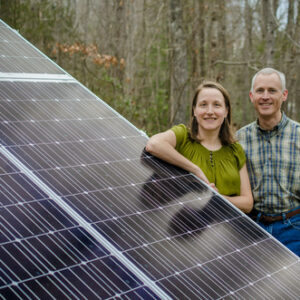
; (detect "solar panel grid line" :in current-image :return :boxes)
[162,247,266,299]
[23,101,56,122]
[1,172,47,206]
[2,117,141,146]
[14,144,64,171]
[123,223,249,283]
[223,244,298,299]
[0,40,42,58]
[95,258,145,291]
[1,177,48,207]
[0,147,173,300]
[193,264,231,297]
[7,235,65,276]
[155,237,296,298]
[91,259,144,297]
[165,273,209,299]
[0,23,67,75]
[221,249,262,283]
[40,141,98,169]
[98,260,144,293]
[161,270,218,299]
[40,231,92,265]
[1,175,25,205]
[45,166,97,195]
[2,121,42,146]
[49,140,103,167]
[130,241,187,274]
[5,136,146,170]
[72,81,149,140]
[202,225,238,254]
[226,262,300,300]
[89,190,246,276]
[243,240,288,273]
[17,233,98,276]
[74,261,124,296]
[31,277,72,300]
[0,56,65,75]
[0,81,142,138]
[254,239,296,273]
[7,240,53,278]
[125,242,185,278]
[22,200,67,232]
[3,204,48,237]
[1,205,76,244]
[107,204,230,250]
[0,73,73,81]
[1,205,48,236]
[1,249,48,289]
[22,268,85,300]
[155,239,251,284]
[64,192,118,222]
[208,256,252,292]
[208,257,257,291]
[17,278,66,300]
[0,153,18,173]
[54,265,107,299]
[278,264,300,297]
[125,238,176,277]
[92,197,207,246]
[234,271,290,300]
[1,224,151,298]
[33,160,157,196]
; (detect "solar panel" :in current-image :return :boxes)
[1,19,300,299]
[0,21,65,75]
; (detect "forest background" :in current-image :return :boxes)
[1,0,299,136]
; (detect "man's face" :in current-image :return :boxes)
[250,73,288,119]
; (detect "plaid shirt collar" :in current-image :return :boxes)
[255,112,289,137]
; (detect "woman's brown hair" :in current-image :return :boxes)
[189,81,236,145]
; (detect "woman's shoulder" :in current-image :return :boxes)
[171,124,190,139]
[171,123,188,133]
[228,141,245,153]
[226,142,246,169]
[171,124,194,148]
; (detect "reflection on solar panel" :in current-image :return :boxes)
[1,19,300,299]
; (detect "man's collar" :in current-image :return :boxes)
[256,112,288,133]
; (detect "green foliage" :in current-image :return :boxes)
[0,0,78,56]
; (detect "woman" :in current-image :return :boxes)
[146,81,253,213]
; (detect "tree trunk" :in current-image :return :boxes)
[262,0,276,66]
[217,0,227,81]
[169,0,189,125]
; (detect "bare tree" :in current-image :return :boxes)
[169,0,189,125]
[262,0,277,66]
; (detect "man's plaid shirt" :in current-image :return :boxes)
[237,113,300,214]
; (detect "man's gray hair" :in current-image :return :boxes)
[251,67,286,92]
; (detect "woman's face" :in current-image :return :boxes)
[194,87,228,133]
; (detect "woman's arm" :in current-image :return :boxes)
[224,164,253,213]
[146,130,211,185]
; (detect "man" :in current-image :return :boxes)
[236,67,300,257]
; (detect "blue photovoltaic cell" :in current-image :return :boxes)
[1,154,150,299]
[0,152,18,174]
[1,19,300,300]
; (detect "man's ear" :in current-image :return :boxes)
[282,89,288,102]
[249,91,254,103]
